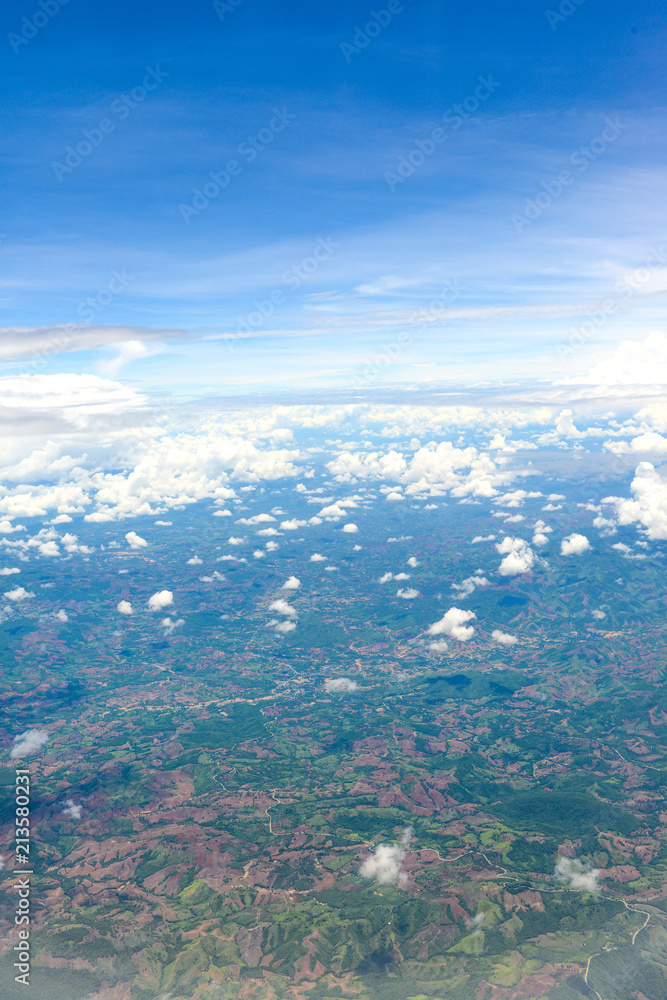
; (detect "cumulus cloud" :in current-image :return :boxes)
[125,530,147,549]
[407,556,419,567]
[11,729,48,759]
[236,513,276,525]
[496,536,535,576]
[54,610,68,622]
[0,567,21,575]
[556,331,667,386]
[592,609,607,620]
[397,588,419,599]
[310,553,326,561]
[275,620,296,633]
[324,677,358,693]
[555,856,600,893]
[117,600,133,615]
[268,598,297,617]
[162,616,185,635]
[280,519,306,530]
[5,586,34,601]
[147,590,173,611]
[282,576,301,590]
[491,629,518,646]
[602,462,667,540]
[62,799,82,820]
[428,639,449,653]
[186,555,203,565]
[451,569,489,598]
[471,534,496,543]
[342,523,358,533]
[359,838,409,885]
[427,607,476,641]
[560,533,591,556]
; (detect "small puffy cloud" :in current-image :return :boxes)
[257,527,280,536]
[386,491,404,501]
[5,586,35,601]
[561,533,591,556]
[253,549,265,558]
[62,799,82,820]
[236,513,276,525]
[532,532,549,547]
[407,556,419,567]
[125,531,148,549]
[471,534,496,543]
[397,588,419,599]
[213,509,232,517]
[394,572,411,580]
[324,677,358,693]
[452,570,489,598]
[11,729,48,759]
[310,552,326,562]
[54,610,68,622]
[265,540,279,551]
[555,856,600,893]
[496,536,535,576]
[342,523,358,533]
[282,576,301,590]
[275,620,296,633]
[491,629,518,646]
[427,607,476,641]
[359,842,407,885]
[280,519,306,530]
[0,567,20,575]
[147,590,173,611]
[268,598,297,617]
[592,609,607,620]
[162,616,185,635]
[379,572,393,583]
[51,513,73,524]
[117,600,133,614]
[38,540,60,557]
[428,639,449,653]
[228,536,245,545]
[154,520,172,526]
[187,555,203,565]
[200,570,226,582]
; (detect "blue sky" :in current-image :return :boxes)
[2,0,666,391]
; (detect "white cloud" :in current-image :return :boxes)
[555,856,600,893]
[236,513,276,525]
[280,519,307,530]
[5,586,34,601]
[62,799,82,820]
[268,598,297,617]
[310,553,326,561]
[0,567,20,575]
[471,534,496,543]
[155,520,172,526]
[282,576,301,590]
[602,462,667,540]
[213,509,233,517]
[427,607,476,642]
[557,331,667,386]
[359,842,407,885]
[561,533,591,556]
[491,629,518,646]
[592,609,607,620]
[397,588,419,599]
[10,729,48,759]
[186,555,203,565]
[117,600,133,615]
[253,549,265,558]
[495,536,535,576]
[147,590,173,611]
[379,572,393,583]
[342,523,358,533]
[54,610,68,622]
[125,530,147,549]
[275,620,296,633]
[162,616,185,635]
[428,639,449,653]
[325,677,359,693]
[451,569,489,598]
[407,556,419,567]
[228,536,245,545]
